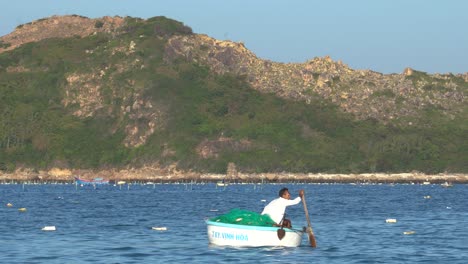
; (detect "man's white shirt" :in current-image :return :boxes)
[261,196,301,224]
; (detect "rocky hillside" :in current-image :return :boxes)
[0,15,466,174]
[0,15,125,52]
[164,34,466,123]
[1,15,466,125]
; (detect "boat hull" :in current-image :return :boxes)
[206,220,303,247]
[74,177,109,185]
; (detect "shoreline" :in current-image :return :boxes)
[1,168,467,184]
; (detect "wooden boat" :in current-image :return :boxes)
[74,176,109,185]
[206,220,304,247]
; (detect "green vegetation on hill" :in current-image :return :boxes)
[0,17,466,174]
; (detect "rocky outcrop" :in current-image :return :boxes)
[0,15,466,151]
[1,167,467,184]
[165,34,466,124]
[196,137,252,159]
[0,15,124,53]
[1,16,466,127]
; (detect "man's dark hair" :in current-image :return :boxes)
[279,187,289,197]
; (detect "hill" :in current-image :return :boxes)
[0,15,466,177]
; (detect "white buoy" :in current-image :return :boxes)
[385,218,397,223]
[42,226,56,231]
[152,227,167,231]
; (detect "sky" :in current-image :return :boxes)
[1,0,467,74]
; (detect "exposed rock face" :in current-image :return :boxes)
[196,137,252,159]
[0,15,124,53]
[63,67,166,147]
[164,34,466,123]
[64,72,106,117]
[63,62,158,145]
[0,15,466,150]
[403,67,414,76]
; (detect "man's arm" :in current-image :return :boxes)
[285,189,305,206]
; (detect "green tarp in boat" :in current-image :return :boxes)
[210,209,276,226]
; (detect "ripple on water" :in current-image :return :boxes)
[0,183,467,263]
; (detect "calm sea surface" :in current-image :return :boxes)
[0,182,466,263]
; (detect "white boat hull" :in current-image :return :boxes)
[206,220,304,247]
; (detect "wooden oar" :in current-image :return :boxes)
[301,192,317,248]
[277,216,286,240]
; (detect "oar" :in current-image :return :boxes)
[301,192,317,248]
[277,216,286,240]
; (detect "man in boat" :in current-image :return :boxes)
[261,188,304,228]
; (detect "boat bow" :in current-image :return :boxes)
[206,220,304,247]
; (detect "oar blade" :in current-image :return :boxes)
[277,228,286,240]
[307,228,317,248]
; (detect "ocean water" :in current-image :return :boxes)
[0,182,466,263]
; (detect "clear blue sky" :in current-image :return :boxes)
[1,0,467,74]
